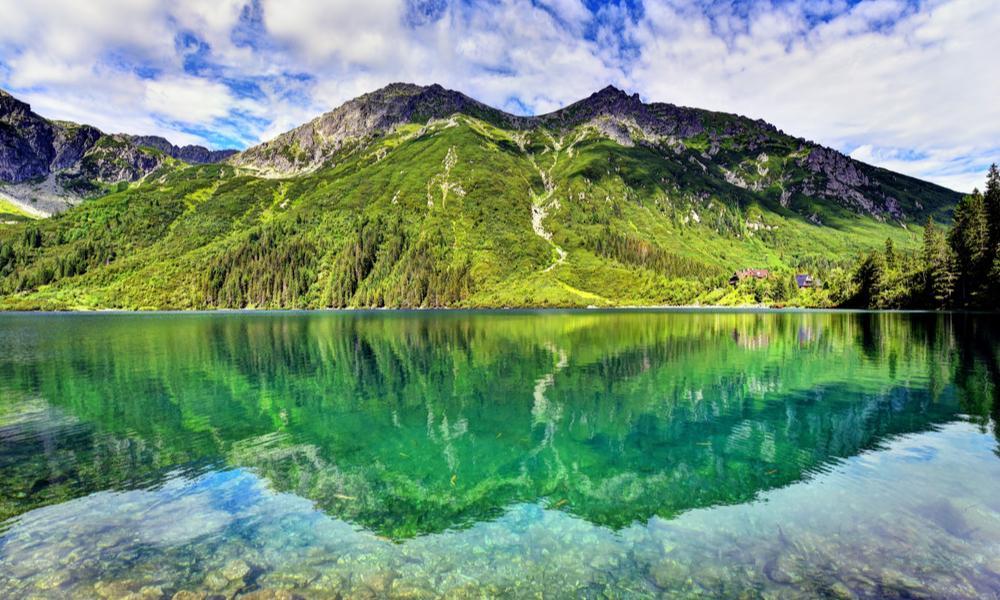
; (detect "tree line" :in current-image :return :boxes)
[846,165,1000,310]
[588,226,724,279]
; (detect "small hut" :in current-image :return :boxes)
[795,274,817,289]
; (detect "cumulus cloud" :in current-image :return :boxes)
[0,0,996,191]
[626,0,999,191]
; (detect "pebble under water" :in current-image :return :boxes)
[0,310,999,599]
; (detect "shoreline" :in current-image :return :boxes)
[0,305,989,315]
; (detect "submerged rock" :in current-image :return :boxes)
[763,553,801,585]
[222,559,252,582]
[135,585,166,600]
[985,557,1000,578]
[828,581,856,599]
[388,580,436,599]
[237,589,302,600]
[203,571,230,592]
[879,569,926,596]
[649,558,689,589]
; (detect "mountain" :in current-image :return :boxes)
[0,83,963,310]
[230,83,515,176]
[231,83,952,224]
[0,89,235,216]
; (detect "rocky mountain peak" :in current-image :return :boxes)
[577,85,642,108]
[230,82,517,175]
[535,84,661,136]
[0,88,32,117]
[231,82,676,176]
[592,85,639,102]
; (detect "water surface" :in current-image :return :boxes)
[1,310,998,598]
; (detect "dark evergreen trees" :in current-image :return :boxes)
[985,164,1000,252]
[948,191,988,306]
[845,166,999,311]
[985,164,1000,299]
[922,217,954,308]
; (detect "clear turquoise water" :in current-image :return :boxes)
[0,310,998,598]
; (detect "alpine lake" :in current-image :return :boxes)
[1,310,999,599]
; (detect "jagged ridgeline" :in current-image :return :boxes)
[0,83,961,309]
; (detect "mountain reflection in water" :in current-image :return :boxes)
[0,310,998,598]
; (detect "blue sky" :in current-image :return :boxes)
[0,0,996,192]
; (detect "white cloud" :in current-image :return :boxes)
[260,0,408,66]
[0,0,996,191]
[626,0,999,192]
[144,77,235,124]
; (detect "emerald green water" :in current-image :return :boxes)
[0,310,998,598]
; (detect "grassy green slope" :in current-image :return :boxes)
[0,115,938,309]
[0,197,38,223]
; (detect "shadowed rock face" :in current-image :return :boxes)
[0,88,236,214]
[0,90,93,183]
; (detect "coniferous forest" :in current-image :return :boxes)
[843,165,1000,310]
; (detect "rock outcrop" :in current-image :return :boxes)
[0,89,103,183]
[0,88,236,215]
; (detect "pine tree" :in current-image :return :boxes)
[985,164,1000,301]
[883,238,897,269]
[948,191,988,306]
[985,163,1000,250]
[922,217,953,308]
[853,253,885,308]
[990,254,1000,303]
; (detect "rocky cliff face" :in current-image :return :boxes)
[0,90,96,183]
[0,89,235,215]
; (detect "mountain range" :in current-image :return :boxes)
[0,83,962,309]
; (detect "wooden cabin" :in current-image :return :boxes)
[729,269,770,286]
